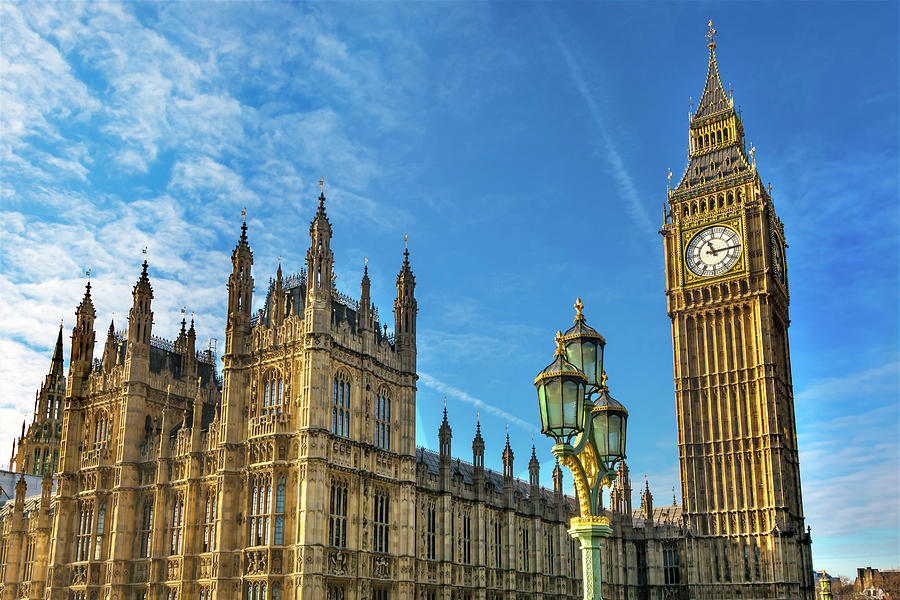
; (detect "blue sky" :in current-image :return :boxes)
[1,1,897,577]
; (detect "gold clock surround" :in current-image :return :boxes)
[679,216,745,286]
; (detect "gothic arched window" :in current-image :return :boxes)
[332,372,351,438]
[329,476,348,547]
[203,487,217,552]
[76,500,94,561]
[261,370,284,416]
[94,501,106,560]
[170,493,185,555]
[274,475,286,545]
[93,412,110,449]
[373,487,390,553]
[249,474,272,546]
[375,387,391,451]
[139,499,154,558]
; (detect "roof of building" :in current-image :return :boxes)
[415,446,573,508]
[673,144,752,195]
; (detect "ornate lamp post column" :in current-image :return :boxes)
[535,299,628,600]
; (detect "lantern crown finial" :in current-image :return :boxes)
[599,370,609,391]
[554,331,565,356]
[574,298,585,323]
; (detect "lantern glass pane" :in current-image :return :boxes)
[564,342,582,374]
[582,341,598,387]
[608,414,621,459]
[594,412,609,455]
[562,380,578,429]
[576,381,586,429]
[547,380,562,432]
[538,385,549,431]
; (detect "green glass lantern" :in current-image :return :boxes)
[590,373,628,468]
[561,298,606,393]
[535,331,588,445]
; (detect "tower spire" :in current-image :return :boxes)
[693,20,729,122]
[50,322,64,378]
[672,23,750,194]
[306,189,335,332]
[394,238,417,371]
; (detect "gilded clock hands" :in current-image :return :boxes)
[710,244,741,255]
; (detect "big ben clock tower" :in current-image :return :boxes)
[661,23,814,600]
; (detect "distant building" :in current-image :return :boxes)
[855,567,900,600]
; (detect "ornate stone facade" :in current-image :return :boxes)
[659,22,814,600]
[0,24,812,600]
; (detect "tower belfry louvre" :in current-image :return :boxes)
[661,21,814,600]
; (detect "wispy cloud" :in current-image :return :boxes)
[794,363,899,574]
[418,371,539,434]
[554,36,653,232]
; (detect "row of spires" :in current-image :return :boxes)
[436,405,565,496]
[226,191,417,369]
[434,405,669,516]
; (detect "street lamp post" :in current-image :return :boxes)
[535,299,628,600]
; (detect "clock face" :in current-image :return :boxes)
[772,237,785,283]
[685,226,742,277]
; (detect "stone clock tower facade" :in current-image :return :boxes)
[660,24,814,600]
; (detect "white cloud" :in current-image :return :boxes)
[554,36,653,232]
[418,370,539,434]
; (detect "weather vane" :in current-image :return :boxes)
[318,177,325,194]
[241,207,247,222]
[706,20,717,47]
[85,268,92,280]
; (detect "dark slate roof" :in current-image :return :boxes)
[256,269,392,346]
[693,47,730,122]
[331,301,357,334]
[169,401,218,436]
[148,346,217,388]
[674,144,752,195]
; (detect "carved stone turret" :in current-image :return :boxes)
[394,245,416,372]
[125,261,153,379]
[528,442,540,497]
[67,282,95,399]
[225,219,254,356]
[502,429,514,495]
[640,477,654,523]
[552,460,563,496]
[305,193,334,334]
[439,404,452,489]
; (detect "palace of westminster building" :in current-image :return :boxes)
[0,26,814,600]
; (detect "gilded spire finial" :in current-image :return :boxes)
[553,330,565,356]
[749,141,756,170]
[599,370,609,390]
[573,298,585,323]
[706,19,717,49]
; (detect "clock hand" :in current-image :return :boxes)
[711,244,741,255]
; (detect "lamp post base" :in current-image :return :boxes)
[568,517,613,600]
